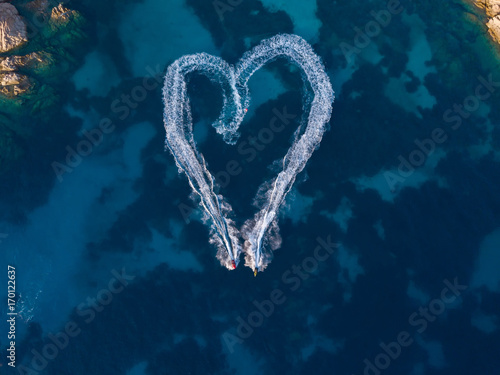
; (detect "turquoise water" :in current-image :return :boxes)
[1,0,500,374]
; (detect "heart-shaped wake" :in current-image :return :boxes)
[162,34,334,274]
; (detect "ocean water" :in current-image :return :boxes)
[0,0,500,374]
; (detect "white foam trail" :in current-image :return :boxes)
[162,34,334,272]
[163,54,242,269]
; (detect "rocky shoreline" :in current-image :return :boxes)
[0,0,86,172]
[470,0,500,44]
[0,2,28,53]
[0,1,85,109]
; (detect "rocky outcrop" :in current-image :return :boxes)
[0,72,33,97]
[0,51,54,73]
[472,0,500,43]
[0,1,86,173]
[45,3,86,43]
[49,3,84,31]
[0,3,28,53]
[474,0,500,17]
[486,15,500,43]
[0,1,85,108]
[51,3,75,24]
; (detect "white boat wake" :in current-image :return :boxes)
[162,34,334,273]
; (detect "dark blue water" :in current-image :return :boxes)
[1,0,499,374]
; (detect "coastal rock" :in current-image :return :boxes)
[0,72,33,97]
[0,1,86,172]
[0,3,28,53]
[50,3,82,29]
[44,3,86,44]
[0,51,53,73]
[487,16,500,43]
[0,52,54,98]
[474,0,500,17]
[52,4,73,22]
[0,1,85,102]
[472,0,500,43]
